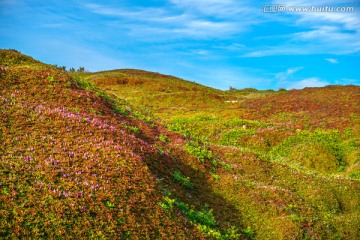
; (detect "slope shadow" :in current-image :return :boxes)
[135,127,248,238]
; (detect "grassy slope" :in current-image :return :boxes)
[1,50,360,239]
[84,68,360,239]
[81,69,228,121]
[1,50,235,239]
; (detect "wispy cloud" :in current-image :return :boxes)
[276,67,304,81]
[85,3,170,21]
[243,48,307,57]
[244,26,360,57]
[292,26,360,54]
[84,1,258,40]
[243,0,360,57]
[274,67,332,90]
[325,58,339,64]
[172,20,237,38]
[287,77,330,89]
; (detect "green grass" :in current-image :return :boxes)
[158,195,243,239]
[269,129,358,174]
[173,171,194,189]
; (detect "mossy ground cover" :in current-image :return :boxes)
[1,49,360,239]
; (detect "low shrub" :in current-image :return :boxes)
[173,171,193,189]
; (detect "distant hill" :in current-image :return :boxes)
[1,49,360,239]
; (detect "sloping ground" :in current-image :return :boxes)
[239,86,360,130]
[0,49,40,66]
[87,69,223,98]
[88,68,360,176]
[212,145,360,239]
[1,50,360,239]
[87,64,360,238]
[82,69,228,120]
[1,50,223,239]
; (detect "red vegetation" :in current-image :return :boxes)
[0,59,208,238]
[240,86,360,130]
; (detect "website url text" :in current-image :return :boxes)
[262,5,355,13]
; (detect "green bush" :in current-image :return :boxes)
[184,141,213,163]
[159,134,170,142]
[167,121,192,139]
[174,201,217,228]
[72,75,95,91]
[241,226,255,239]
[157,196,242,239]
[349,172,360,179]
[197,224,222,239]
[125,125,140,134]
[173,171,193,188]
[219,162,233,171]
[157,196,175,213]
[103,200,116,209]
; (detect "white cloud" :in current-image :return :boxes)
[287,67,304,74]
[293,26,360,53]
[172,20,236,38]
[275,67,304,81]
[84,2,251,39]
[275,67,331,90]
[85,3,173,22]
[295,7,360,31]
[197,50,209,55]
[244,28,360,57]
[325,58,339,64]
[287,77,330,89]
[241,0,360,57]
[243,44,312,57]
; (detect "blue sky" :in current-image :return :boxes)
[0,0,359,90]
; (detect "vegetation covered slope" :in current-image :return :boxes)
[1,49,360,239]
[83,67,360,239]
[80,69,229,121]
[0,50,238,239]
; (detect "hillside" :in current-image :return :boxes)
[0,50,220,239]
[1,49,360,239]
[84,68,360,175]
[78,69,228,121]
